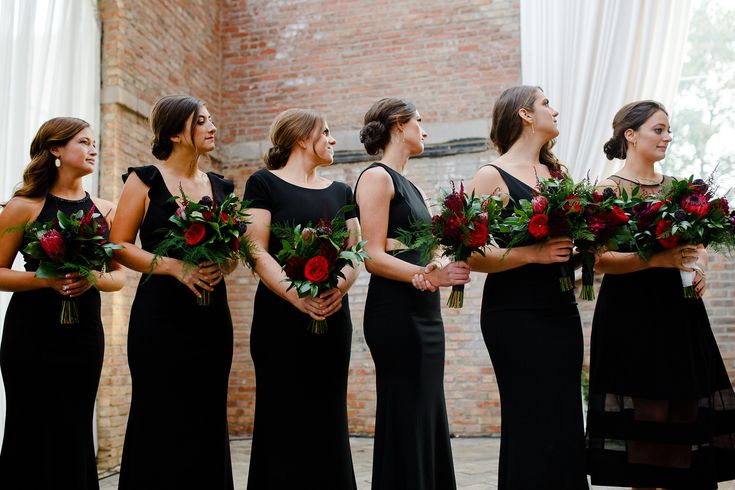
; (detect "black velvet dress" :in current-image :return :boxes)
[481,165,588,489]
[586,175,735,489]
[244,168,357,490]
[355,162,456,490]
[118,166,234,489]
[0,193,105,490]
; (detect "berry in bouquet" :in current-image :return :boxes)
[500,175,590,292]
[629,175,735,298]
[396,181,503,308]
[271,207,368,334]
[574,185,633,300]
[23,206,122,324]
[153,186,255,306]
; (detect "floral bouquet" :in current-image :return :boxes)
[629,176,735,298]
[153,186,255,305]
[23,206,122,324]
[500,175,591,292]
[397,181,503,308]
[271,207,368,333]
[574,186,633,300]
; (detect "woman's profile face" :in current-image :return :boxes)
[179,106,217,154]
[629,110,672,162]
[401,112,428,156]
[53,127,97,177]
[308,121,337,165]
[530,90,559,140]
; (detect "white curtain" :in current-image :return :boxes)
[0,0,100,447]
[520,0,692,181]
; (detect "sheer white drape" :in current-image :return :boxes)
[0,0,100,447]
[520,0,692,181]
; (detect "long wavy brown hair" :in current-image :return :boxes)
[489,85,562,176]
[11,117,90,200]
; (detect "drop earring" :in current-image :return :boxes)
[54,158,61,168]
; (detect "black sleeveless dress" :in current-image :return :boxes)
[586,175,735,489]
[118,166,234,489]
[355,162,456,490]
[243,168,357,489]
[0,193,105,490]
[481,165,588,489]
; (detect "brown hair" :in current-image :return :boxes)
[149,95,204,160]
[604,100,668,160]
[489,85,561,175]
[264,109,326,169]
[12,117,90,199]
[360,98,417,155]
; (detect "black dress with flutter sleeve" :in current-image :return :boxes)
[243,168,357,489]
[117,165,234,489]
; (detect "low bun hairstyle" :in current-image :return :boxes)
[489,85,562,176]
[264,109,325,170]
[12,117,90,200]
[604,100,668,160]
[149,95,204,160]
[360,98,417,155]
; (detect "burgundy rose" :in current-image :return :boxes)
[610,205,629,225]
[304,256,330,283]
[40,229,65,260]
[548,209,569,237]
[655,219,679,249]
[467,221,489,247]
[284,256,307,280]
[184,223,207,245]
[528,213,549,239]
[319,240,339,265]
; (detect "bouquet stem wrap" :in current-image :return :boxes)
[681,259,698,299]
[197,288,212,306]
[447,284,465,308]
[559,258,574,292]
[60,298,79,325]
[579,252,596,300]
[309,319,328,335]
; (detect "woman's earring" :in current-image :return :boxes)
[54,158,61,168]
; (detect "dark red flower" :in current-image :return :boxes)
[230,236,239,253]
[655,219,679,248]
[319,240,339,265]
[284,256,307,280]
[610,205,629,225]
[680,193,710,218]
[304,256,330,283]
[591,192,603,203]
[467,221,489,247]
[548,209,569,237]
[444,181,464,215]
[220,212,230,223]
[528,213,549,239]
[589,213,615,242]
[202,210,215,221]
[184,223,207,245]
[40,229,65,260]
[563,195,581,214]
[443,215,462,241]
[531,195,548,214]
[80,205,96,229]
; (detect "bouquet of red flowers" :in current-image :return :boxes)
[629,175,735,297]
[23,206,122,324]
[574,185,633,300]
[501,175,591,292]
[397,181,503,308]
[153,186,255,305]
[271,208,368,333]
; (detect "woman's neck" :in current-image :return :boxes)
[163,147,201,177]
[380,142,410,173]
[279,153,321,185]
[49,174,85,199]
[619,153,659,181]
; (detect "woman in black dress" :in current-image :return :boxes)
[354,98,470,490]
[0,117,125,489]
[467,86,588,489]
[110,96,236,488]
[244,109,360,489]
[587,100,735,489]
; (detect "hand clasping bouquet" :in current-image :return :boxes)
[23,206,122,324]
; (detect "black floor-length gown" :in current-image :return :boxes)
[118,166,234,489]
[355,162,456,490]
[481,165,588,489]
[244,168,357,490]
[587,175,735,489]
[0,193,105,490]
